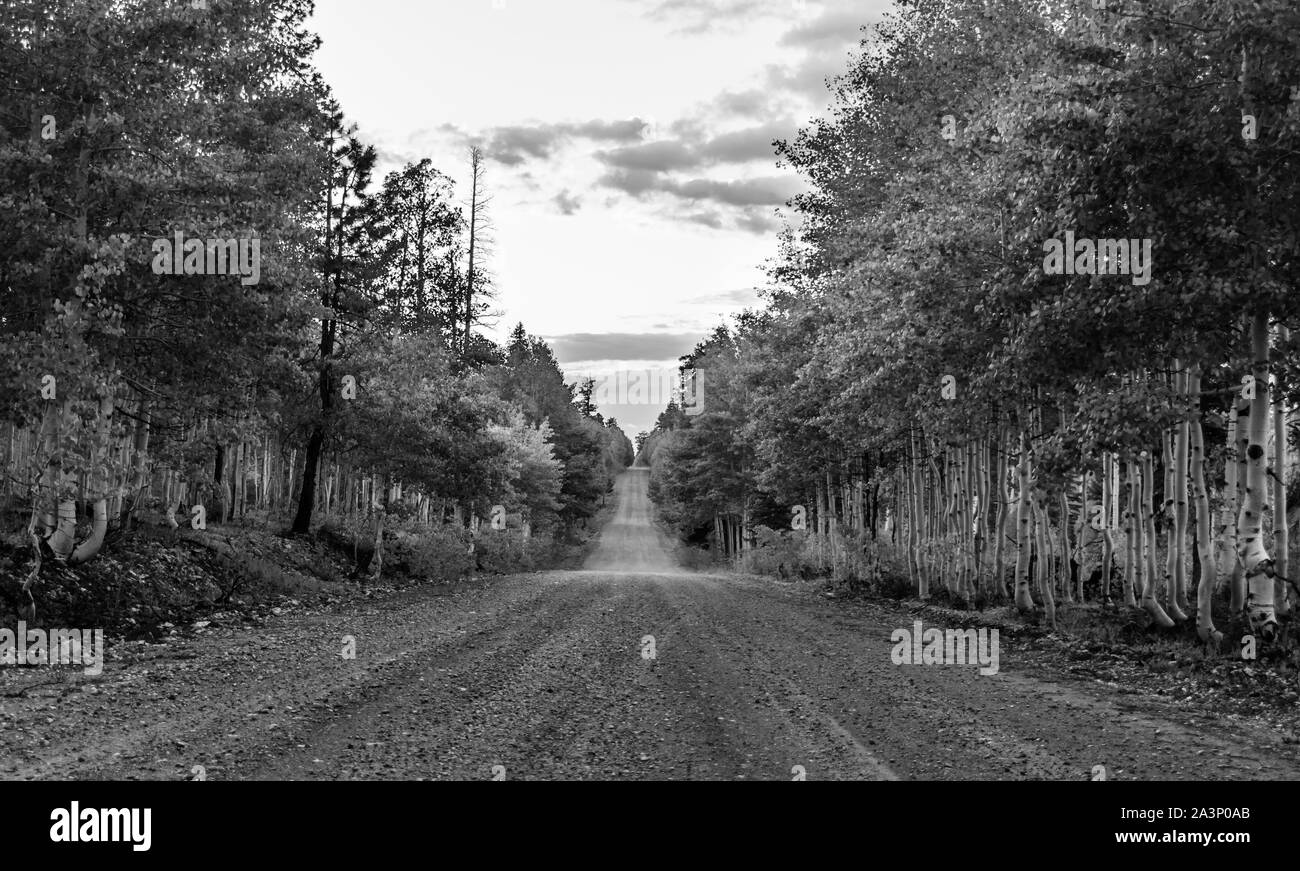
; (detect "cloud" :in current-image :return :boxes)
[481,125,561,165]
[680,287,761,305]
[764,52,858,103]
[569,119,651,140]
[598,164,802,206]
[697,120,794,162]
[597,140,698,172]
[554,189,582,215]
[779,6,868,48]
[687,211,724,229]
[437,118,650,166]
[736,208,782,234]
[667,175,803,206]
[544,332,707,363]
[635,0,772,34]
[712,88,783,120]
[597,167,666,197]
[594,120,795,176]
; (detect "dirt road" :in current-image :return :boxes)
[2,469,1298,780]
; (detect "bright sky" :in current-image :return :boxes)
[310,0,893,433]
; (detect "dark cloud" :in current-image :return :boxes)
[597,140,698,172]
[598,162,802,208]
[438,118,649,166]
[736,208,782,234]
[483,125,560,165]
[554,189,582,215]
[597,167,666,197]
[594,120,794,177]
[544,332,707,363]
[779,7,869,48]
[712,88,777,118]
[697,120,794,162]
[667,175,803,207]
[570,118,653,140]
[687,211,724,229]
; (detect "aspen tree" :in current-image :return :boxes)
[1075,472,1090,602]
[927,439,944,591]
[1231,394,1250,612]
[1173,364,1192,616]
[1140,450,1175,626]
[992,428,1009,600]
[1014,431,1035,612]
[1100,453,1115,603]
[978,438,991,595]
[44,394,113,567]
[1037,487,1053,598]
[1162,425,1178,613]
[1122,459,1138,607]
[910,428,925,596]
[1272,327,1290,620]
[1189,365,1222,643]
[1238,312,1277,639]
[1218,404,1241,601]
[1059,489,1074,604]
[1033,485,1056,627]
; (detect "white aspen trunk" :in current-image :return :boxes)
[1162,427,1177,614]
[1231,396,1250,612]
[1239,311,1277,638]
[1121,459,1138,607]
[927,443,943,592]
[992,430,1009,600]
[1173,364,1192,616]
[1014,432,1034,612]
[967,444,977,600]
[901,466,915,589]
[1273,327,1290,620]
[1140,450,1175,626]
[1217,407,1240,599]
[1100,454,1114,603]
[1131,458,1145,601]
[1076,472,1090,602]
[49,395,113,565]
[1032,488,1055,627]
[1189,365,1222,643]
[978,438,991,596]
[910,430,925,597]
[1058,488,1074,604]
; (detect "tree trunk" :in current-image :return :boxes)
[1189,364,1222,643]
[1239,311,1277,638]
[1100,453,1114,603]
[1122,458,1138,607]
[1230,394,1250,612]
[1014,432,1034,612]
[1033,487,1055,627]
[1140,450,1175,626]
[1273,328,1290,620]
[992,428,1009,599]
[1058,488,1074,604]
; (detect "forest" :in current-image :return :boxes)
[641,0,1300,650]
[0,0,633,629]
